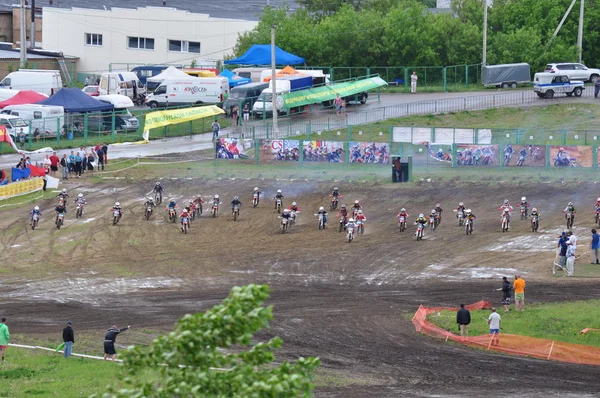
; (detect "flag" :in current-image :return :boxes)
[11,167,31,181]
[0,125,10,143]
[27,164,47,177]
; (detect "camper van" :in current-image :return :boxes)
[223,82,269,116]
[0,70,62,96]
[0,114,30,140]
[97,94,139,131]
[99,72,146,104]
[232,67,268,83]
[145,77,229,108]
[1,104,64,137]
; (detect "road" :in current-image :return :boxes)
[0,90,595,169]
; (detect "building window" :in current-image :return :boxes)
[85,33,103,46]
[168,40,200,54]
[128,37,155,50]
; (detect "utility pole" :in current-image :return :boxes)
[482,0,488,66]
[271,25,278,137]
[20,0,27,67]
[577,0,585,63]
[30,0,35,49]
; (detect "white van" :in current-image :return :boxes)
[0,114,30,140]
[97,94,139,131]
[99,72,146,104]
[1,104,64,137]
[252,80,291,118]
[233,67,268,83]
[0,70,62,96]
[145,76,229,108]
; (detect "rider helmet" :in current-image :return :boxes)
[521,196,526,201]
[597,198,600,202]
[319,206,324,211]
[348,218,355,222]
[62,188,67,194]
[341,204,346,208]
[459,202,463,206]
[466,209,471,214]
[292,202,297,206]
[234,196,239,200]
[532,208,537,212]
[401,208,406,212]
[431,209,436,214]
[277,189,282,194]
[358,210,363,215]
[419,213,424,218]
[568,202,573,206]
[354,200,359,204]
[334,187,338,191]
[78,193,83,198]
[156,182,160,186]
[254,187,259,191]
[504,199,509,204]
[34,206,39,211]
[214,194,219,199]
[115,202,120,206]
[436,203,440,207]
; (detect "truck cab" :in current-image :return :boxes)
[533,72,584,99]
[0,114,30,140]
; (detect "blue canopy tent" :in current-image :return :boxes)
[219,69,251,87]
[224,45,305,66]
[37,88,114,112]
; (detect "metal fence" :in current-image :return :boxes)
[231,88,595,141]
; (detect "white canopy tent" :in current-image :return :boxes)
[147,66,189,84]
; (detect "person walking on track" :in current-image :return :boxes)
[410,71,418,94]
[513,275,526,311]
[103,324,130,361]
[456,304,471,336]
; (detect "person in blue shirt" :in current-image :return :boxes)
[74,152,83,177]
[591,229,600,265]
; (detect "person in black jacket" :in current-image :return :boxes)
[62,321,75,358]
[456,304,471,337]
[500,276,512,312]
[103,324,130,361]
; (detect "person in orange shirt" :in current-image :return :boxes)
[513,275,526,312]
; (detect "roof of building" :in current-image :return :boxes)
[31,0,297,20]
[0,46,78,60]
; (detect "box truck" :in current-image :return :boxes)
[145,76,229,108]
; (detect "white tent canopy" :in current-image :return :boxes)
[147,66,189,83]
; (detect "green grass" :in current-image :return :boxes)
[427,300,600,347]
[375,84,492,94]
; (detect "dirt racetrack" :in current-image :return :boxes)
[2,176,600,396]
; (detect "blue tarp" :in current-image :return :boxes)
[219,69,251,87]
[224,45,305,66]
[37,88,114,113]
[11,167,30,181]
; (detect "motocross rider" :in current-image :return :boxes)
[564,202,576,221]
[30,206,42,225]
[55,201,67,223]
[415,213,428,235]
[530,207,540,221]
[231,196,242,213]
[331,187,341,202]
[355,209,366,228]
[337,204,349,228]
[144,198,155,209]
[167,200,177,215]
[194,195,204,205]
[179,207,190,230]
[280,208,293,223]
[498,199,513,212]
[57,188,69,211]
[252,187,262,199]
[74,193,87,206]
[519,147,527,159]
[520,196,530,211]
[345,217,356,231]
[501,207,511,229]
[397,208,409,221]
[317,206,328,227]
[464,209,476,223]
[456,202,466,218]
[273,189,284,209]
[434,203,443,222]
[153,182,164,197]
[504,144,514,158]
[112,202,123,215]
[352,200,362,216]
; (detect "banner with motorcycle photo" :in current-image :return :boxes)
[215,138,253,160]
[456,144,498,166]
[259,140,345,163]
[501,145,547,167]
[549,146,592,167]
[348,142,390,164]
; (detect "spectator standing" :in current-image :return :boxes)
[62,321,74,358]
[33,128,40,142]
[81,151,87,174]
[0,317,9,362]
[595,78,600,99]
[591,229,600,264]
[96,146,105,171]
[42,155,52,174]
[557,232,568,271]
[85,76,90,86]
[566,231,577,277]
[232,106,239,126]
[101,143,108,164]
[500,276,511,312]
[211,120,220,140]
[513,275,526,311]
[49,152,60,177]
[74,152,83,178]
[487,308,501,345]
[410,71,418,94]
[456,304,471,336]
[60,154,69,180]
[18,129,26,148]
[243,103,250,122]
[103,324,130,361]
[87,152,95,176]
[334,94,342,115]
[96,75,100,85]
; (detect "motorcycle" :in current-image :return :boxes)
[275,198,282,213]
[181,216,189,234]
[168,207,177,223]
[415,222,424,241]
[252,192,260,208]
[356,219,364,235]
[429,215,438,230]
[330,195,341,211]
[196,201,203,216]
[465,218,473,235]
[455,210,464,226]
[566,211,574,229]
[504,152,512,166]
[56,212,64,229]
[595,208,600,225]
[154,192,162,205]
[113,209,122,225]
[212,202,219,218]
[31,213,40,230]
[517,154,525,166]
[554,157,581,167]
[75,203,84,219]
[347,223,355,243]
[280,217,289,234]
[290,210,298,225]
[531,215,539,232]
[398,215,406,232]
[339,215,347,232]
[315,213,325,230]
[232,205,240,221]
[145,204,153,220]
[501,214,510,233]
[520,205,528,220]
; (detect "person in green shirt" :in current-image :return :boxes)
[0,317,9,362]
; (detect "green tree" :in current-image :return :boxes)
[101,284,320,398]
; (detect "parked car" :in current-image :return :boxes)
[533,72,584,99]
[544,63,600,83]
[0,70,62,96]
[82,85,99,96]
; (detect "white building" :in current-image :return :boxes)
[42,6,258,73]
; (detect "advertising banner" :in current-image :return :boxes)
[143,105,224,140]
[392,126,492,145]
[303,141,345,163]
[501,144,546,167]
[348,142,390,164]
[456,144,498,166]
[549,145,592,167]
[0,177,43,200]
[260,140,301,162]
[422,142,452,162]
[280,77,387,109]
[215,138,252,159]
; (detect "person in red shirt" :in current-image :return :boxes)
[49,152,60,177]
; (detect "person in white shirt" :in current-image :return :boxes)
[410,71,418,94]
[487,307,501,345]
[566,231,577,248]
[566,231,577,276]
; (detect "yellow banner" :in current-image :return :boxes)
[143,105,224,132]
[0,178,43,200]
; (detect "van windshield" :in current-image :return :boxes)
[229,91,246,100]
[258,92,272,102]
[0,78,10,86]
[10,118,28,127]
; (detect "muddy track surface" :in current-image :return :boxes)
[2,178,600,396]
